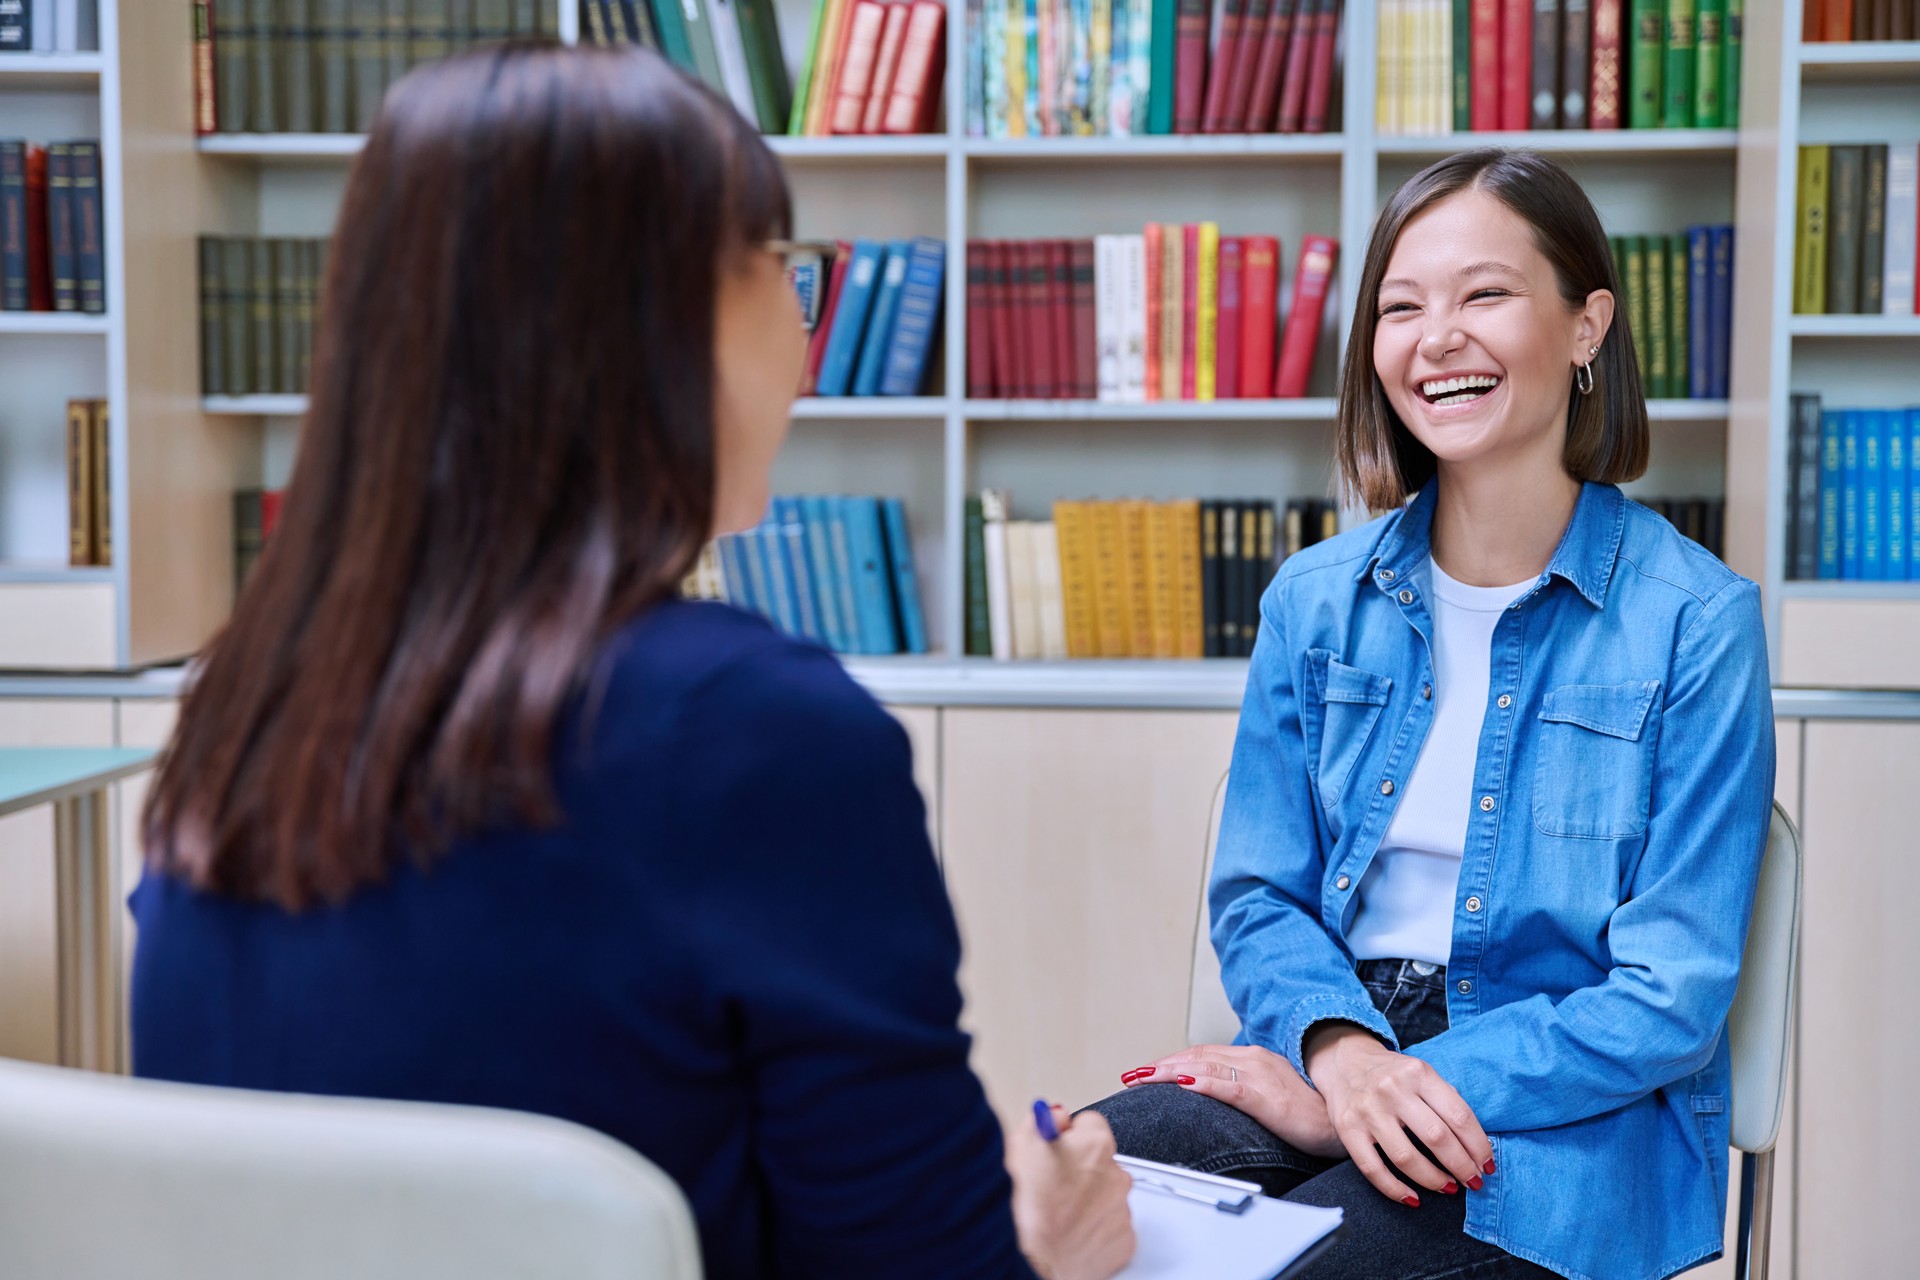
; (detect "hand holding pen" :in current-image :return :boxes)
[1004,1099,1136,1280]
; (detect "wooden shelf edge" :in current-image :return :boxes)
[964,398,1339,421]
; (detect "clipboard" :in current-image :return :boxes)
[1112,1156,1346,1280]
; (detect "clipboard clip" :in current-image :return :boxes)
[1115,1155,1257,1214]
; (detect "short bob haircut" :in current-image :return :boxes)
[1336,148,1650,512]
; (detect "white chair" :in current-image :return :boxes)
[1185,771,1802,1280]
[0,1057,704,1280]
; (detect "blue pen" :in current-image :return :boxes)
[1032,1099,1060,1142]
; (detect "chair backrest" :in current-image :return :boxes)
[1185,774,1802,1158]
[0,1058,704,1280]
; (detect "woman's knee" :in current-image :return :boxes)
[1079,1083,1332,1183]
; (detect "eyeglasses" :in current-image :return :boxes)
[765,238,839,334]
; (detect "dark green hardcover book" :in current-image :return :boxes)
[648,0,696,68]
[509,0,540,32]
[273,239,300,394]
[472,0,511,43]
[1826,144,1864,316]
[250,238,277,393]
[1625,235,1649,385]
[248,0,280,132]
[1693,0,1721,127]
[1662,0,1694,128]
[445,0,473,48]
[1219,500,1242,658]
[1562,0,1591,128]
[1645,236,1670,398]
[1532,0,1562,130]
[385,0,411,85]
[217,0,253,131]
[234,489,265,595]
[1861,143,1887,315]
[1668,232,1688,395]
[409,0,454,67]
[1609,235,1625,292]
[316,0,353,131]
[734,0,792,132]
[1452,0,1471,132]
[1148,0,1176,135]
[1200,500,1220,657]
[221,238,254,395]
[678,0,725,92]
[47,143,76,312]
[1628,0,1662,129]
[284,0,316,131]
[349,0,387,131]
[964,494,991,655]
[69,142,104,314]
[199,236,225,394]
[1722,0,1739,128]
[625,0,662,47]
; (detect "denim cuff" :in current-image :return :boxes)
[1287,994,1399,1091]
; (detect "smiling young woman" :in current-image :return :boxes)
[1087,150,1774,1280]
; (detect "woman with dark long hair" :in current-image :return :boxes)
[133,44,1132,1280]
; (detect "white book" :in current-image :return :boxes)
[53,0,77,51]
[1884,145,1918,318]
[1095,235,1124,402]
[1006,519,1045,660]
[981,489,1015,661]
[1129,0,1151,140]
[1119,234,1148,402]
[704,0,761,126]
[28,0,51,51]
[1031,521,1069,659]
[1433,0,1452,136]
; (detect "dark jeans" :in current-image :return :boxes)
[1085,959,1562,1280]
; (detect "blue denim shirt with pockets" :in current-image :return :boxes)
[1211,478,1775,1280]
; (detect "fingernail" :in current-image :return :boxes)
[1443,1182,1458,1195]
[1176,1075,1196,1086]
[1130,1067,1157,1076]
[1484,1158,1497,1175]
[1401,1195,1420,1208]
[1120,1072,1138,1085]
[1468,1175,1484,1191]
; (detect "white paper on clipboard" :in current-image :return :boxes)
[1113,1157,1344,1280]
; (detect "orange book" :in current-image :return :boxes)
[1160,225,1184,400]
[806,0,856,135]
[1052,500,1100,657]
[1145,502,1181,658]
[1120,500,1154,656]
[1089,500,1132,656]
[830,1,888,134]
[67,399,94,567]
[1171,499,1204,657]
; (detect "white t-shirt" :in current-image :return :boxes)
[1346,558,1533,966]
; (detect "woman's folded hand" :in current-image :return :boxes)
[1119,1044,1345,1160]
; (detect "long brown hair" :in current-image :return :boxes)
[145,43,791,909]
[1336,148,1650,511]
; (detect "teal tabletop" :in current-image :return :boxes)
[0,747,159,818]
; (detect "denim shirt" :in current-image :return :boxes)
[1211,479,1775,1280]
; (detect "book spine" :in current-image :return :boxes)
[1590,0,1622,127]
[1667,231,1688,391]
[1119,234,1148,401]
[1685,226,1708,397]
[1273,234,1334,396]
[1023,240,1056,397]
[1662,0,1694,127]
[1376,0,1396,135]
[221,237,252,393]
[1645,235,1669,398]
[1200,0,1244,132]
[1795,145,1829,314]
[1087,500,1128,655]
[1218,499,1240,654]
[1160,223,1183,399]
[1250,502,1273,654]
[1789,392,1821,580]
[90,400,110,566]
[1048,239,1076,397]
[69,141,102,314]
[1069,237,1096,398]
[199,236,225,394]
[880,238,946,396]
[1819,409,1841,579]
[1031,520,1068,659]
[1052,501,1096,657]
[965,494,992,653]
[832,0,886,132]
[1562,0,1589,126]
[1530,0,1559,128]
[0,0,26,51]
[881,497,928,653]
[852,241,910,396]
[1273,0,1315,131]
[250,0,281,132]
[46,143,75,312]
[1148,0,1176,132]
[1195,221,1219,400]
[249,237,275,392]
[1222,0,1271,130]
[1499,0,1530,130]
[1300,0,1337,133]
[1243,0,1295,132]
[192,0,220,134]
[988,241,1021,396]
[737,0,796,132]
[350,0,388,131]
[1828,145,1863,316]
[1143,223,1163,397]
[1628,0,1660,129]
[816,240,884,396]
[1144,501,1178,656]
[1239,233,1277,397]
[1470,0,1500,130]
[795,497,841,650]
[217,0,253,131]
[1909,409,1920,580]
[1706,224,1730,398]
[273,238,300,394]
[1861,144,1888,315]
[965,242,992,396]
[1179,223,1199,398]
[67,398,93,566]
[1004,519,1040,657]
[1693,0,1721,126]
[1885,146,1917,316]
[846,496,903,652]
[1172,0,1208,132]
[316,0,351,132]
[284,0,317,133]
[1863,410,1885,580]
[1216,236,1243,400]
[1199,500,1221,655]
[1095,235,1123,400]
[1119,499,1153,656]
[982,490,1015,658]
[863,2,911,132]
[1888,410,1908,583]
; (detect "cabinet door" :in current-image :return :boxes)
[940,708,1238,1115]
[1794,720,1920,1278]
[887,706,940,861]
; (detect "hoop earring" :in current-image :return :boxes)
[1576,360,1595,395]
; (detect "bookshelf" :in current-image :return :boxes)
[1727,2,1920,690]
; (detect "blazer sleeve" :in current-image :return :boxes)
[1405,579,1776,1132]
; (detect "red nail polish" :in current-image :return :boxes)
[1484,1158,1497,1175]
[1443,1182,1458,1195]
[1131,1067,1157,1076]
[1401,1195,1420,1208]
[1176,1075,1196,1085]
[1468,1176,1484,1191]
[1120,1072,1139,1085]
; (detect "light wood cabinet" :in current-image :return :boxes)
[888,706,940,860]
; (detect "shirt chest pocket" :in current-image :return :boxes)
[1531,680,1662,839]
[1308,653,1393,808]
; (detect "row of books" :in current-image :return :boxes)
[1803,0,1917,40]
[1793,144,1919,318]
[190,0,553,135]
[965,0,1342,138]
[1378,0,1744,136]
[197,236,327,397]
[688,495,930,654]
[1784,395,1919,581]
[792,238,947,397]
[785,0,945,135]
[1641,495,1725,560]
[1609,226,1734,401]
[577,0,800,135]
[0,140,107,314]
[963,231,1337,401]
[65,397,111,567]
[0,0,98,51]
[234,487,286,592]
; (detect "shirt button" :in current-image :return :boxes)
[1479,795,1496,812]
[1458,979,1473,994]
[1398,589,1415,605]
[1421,684,1432,700]
[1336,875,1351,890]
[1465,896,1482,913]
[1496,694,1512,709]
[1380,568,1397,582]
[1380,779,1395,796]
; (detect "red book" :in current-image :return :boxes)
[1216,238,1244,400]
[1219,0,1272,130]
[1274,0,1319,132]
[1239,235,1279,397]
[862,2,912,135]
[989,242,1021,398]
[1301,0,1340,133]
[966,241,994,397]
[803,241,855,394]
[1144,224,1164,401]
[1471,0,1501,130]
[1274,235,1336,398]
[882,1,946,133]
[1201,0,1249,133]
[1173,0,1211,133]
[831,1,888,134]
[1499,0,1531,131]
[193,1,218,136]
[24,144,50,312]
[1180,223,1200,399]
[1823,0,1852,42]
[1589,0,1623,129]
[1047,239,1076,399]
[1241,0,1297,132]
[1070,239,1098,398]
[1023,240,1056,398]
[260,489,286,540]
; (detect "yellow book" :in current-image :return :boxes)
[1376,0,1396,133]
[1089,500,1131,657]
[1006,0,1027,139]
[89,399,110,566]
[1170,499,1204,658]
[1144,502,1179,658]
[67,399,93,567]
[1196,222,1219,402]
[806,0,854,136]
[1052,500,1101,658]
[1120,500,1154,657]
[1795,145,1830,315]
[1255,503,1275,635]
[1160,226,1183,401]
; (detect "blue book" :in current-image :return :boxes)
[716,534,761,617]
[1863,410,1887,581]
[1686,227,1711,401]
[1842,410,1864,581]
[742,526,778,621]
[755,522,801,636]
[880,497,928,654]
[1706,226,1733,400]
[879,238,948,397]
[852,242,912,396]
[1889,411,1910,583]
[825,498,862,651]
[814,240,885,397]
[772,496,826,645]
[1819,410,1842,580]
[799,494,849,653]
[1910,408,1920,581]
[841,496,902,654]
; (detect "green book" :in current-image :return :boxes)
[1629,0,1662,129]
[472,0,511,44]
[295,238,318,393]
[272,239,300,394]
[284,0,316,131]
[733,0,793,133]
[348,0,387,131]
[1645,236,1670,399]
[409,0,454,68]
[1662,0,1695,128]
[1668,232,1689,396]
[250,238,277,395]
[247,0,280,132]
[678,0,726,95]
[1693,0,1722,128]
[965,495,991,656]
[199,236,225,395]
[509,0,541,34]
[316,0,352,132]
[1609,236,1626,310]
[216,0,253,131]
[221,238,254,396]
[384,0,410,85]
[784,0,826,132]
[1625,235,1649,387]
[1148,0,1176,135]
[1827,144,1865,316]
[1452,0,1471,133]
[1722,0,1740,128]
[1861,144,1888,316]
